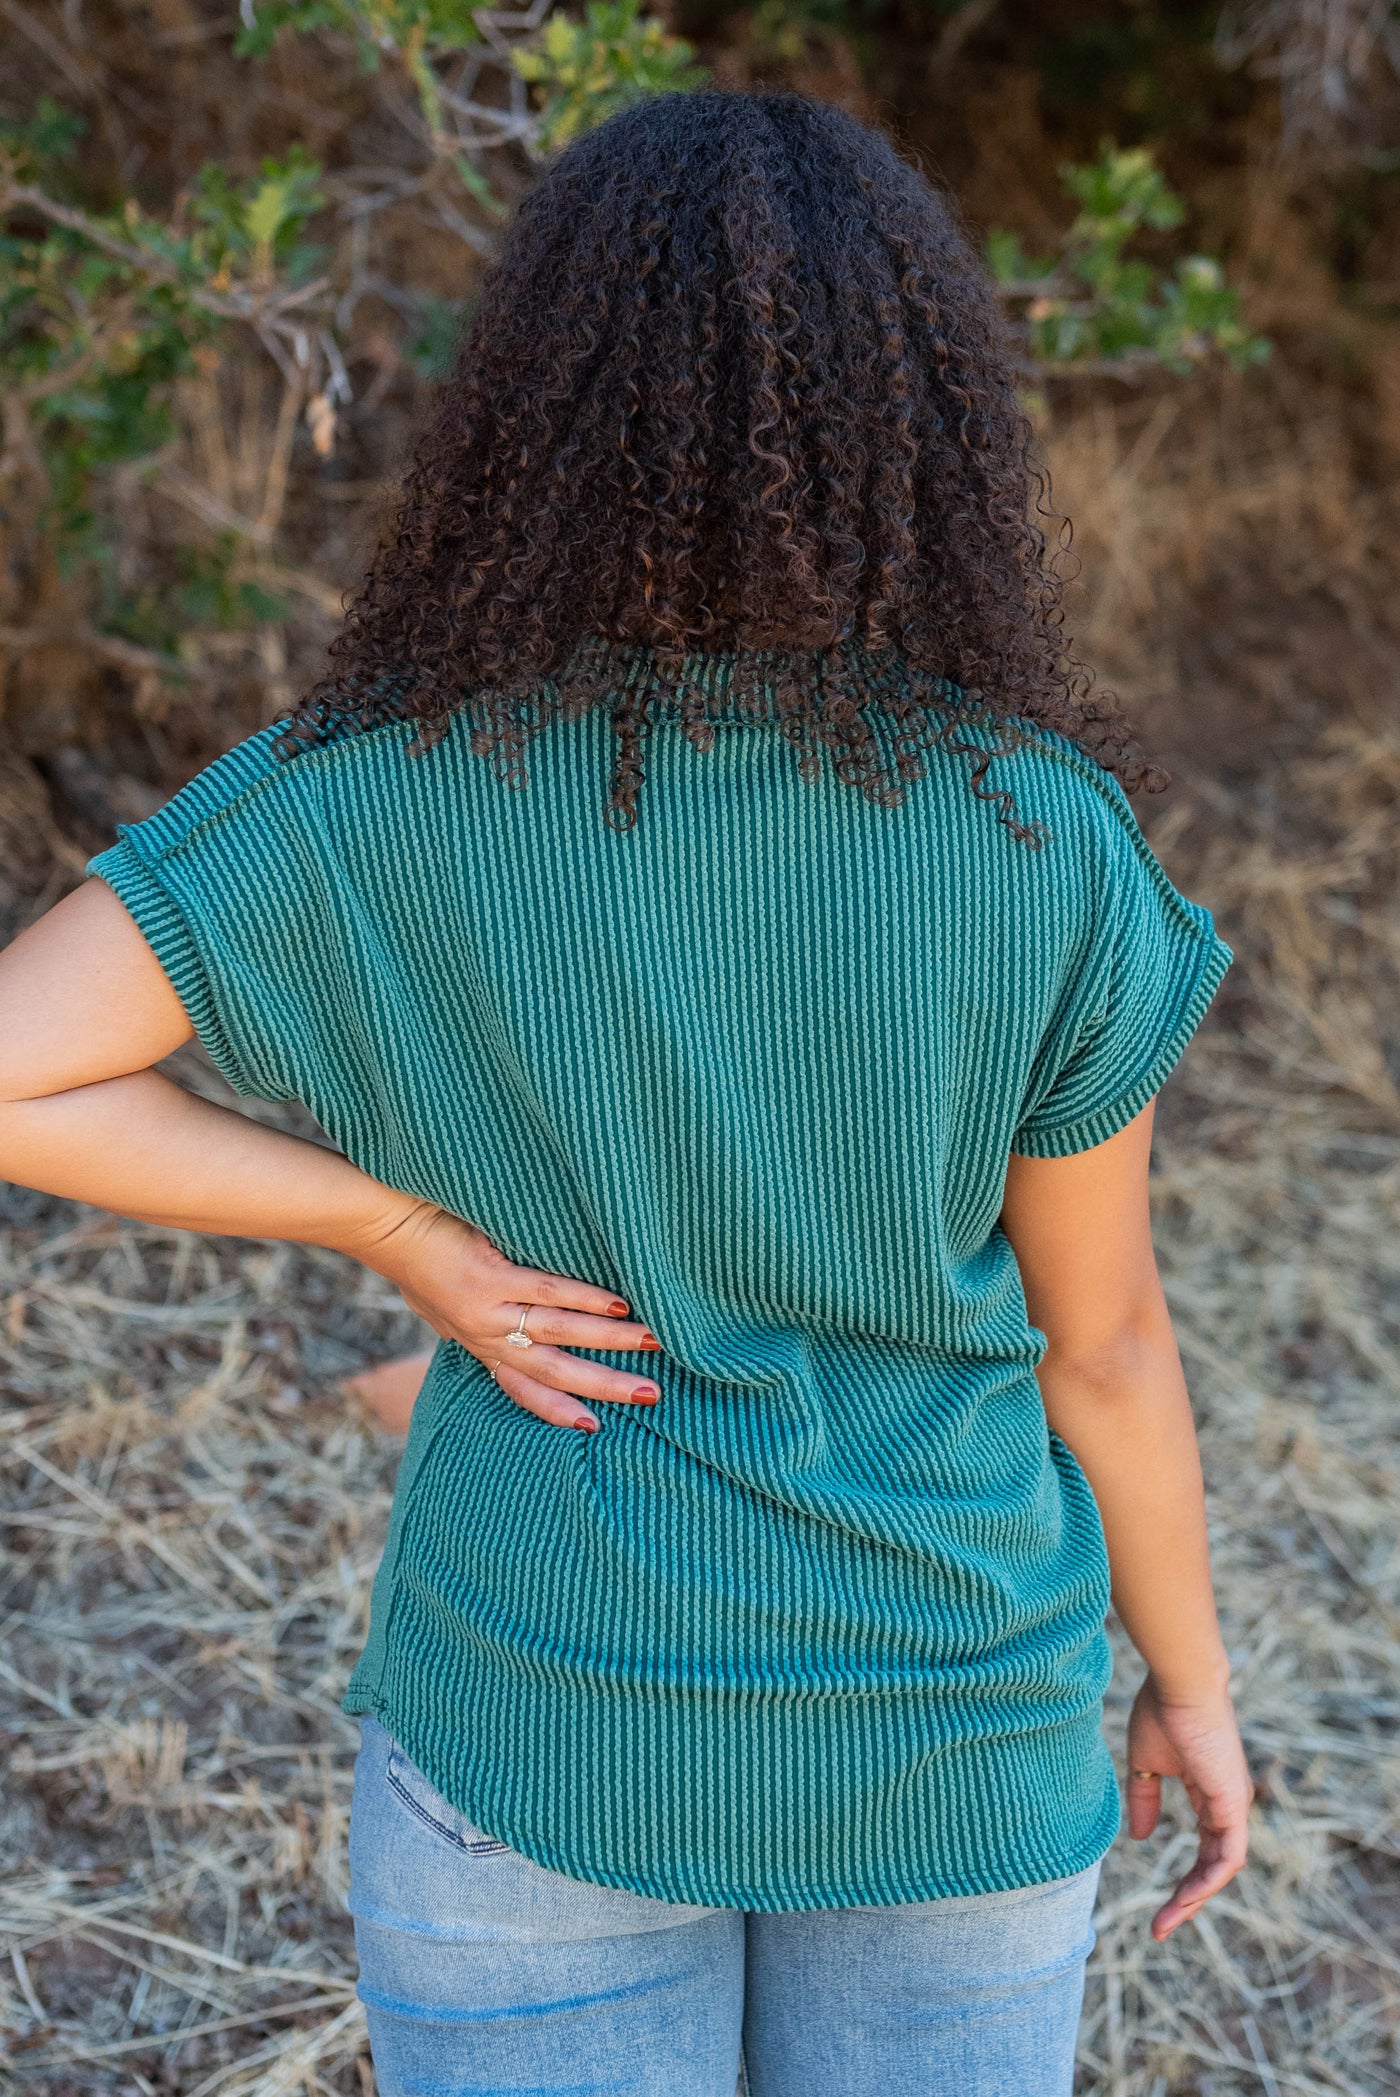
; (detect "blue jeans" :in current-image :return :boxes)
[348,1715,1102,2097]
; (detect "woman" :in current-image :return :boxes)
[0,89,1251,2097]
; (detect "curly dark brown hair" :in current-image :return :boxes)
[277,87,1163,836]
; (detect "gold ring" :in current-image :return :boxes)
[1130,1768,1159,1781]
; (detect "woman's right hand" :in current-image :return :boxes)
[349,1195,661,1432]
[1126,1674,1254,1940]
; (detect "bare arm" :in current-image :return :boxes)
[1001,1104,1253,1938]
[0,879,662,1430]
[1002,1105,1228,1701]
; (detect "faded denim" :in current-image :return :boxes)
[349,1714,1101,2097]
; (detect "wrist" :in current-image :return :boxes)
[324,1178,432,1268]
[1147,1650,1233,1708]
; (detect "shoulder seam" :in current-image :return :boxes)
[1011,728,1218,942]
[123,717,418,867]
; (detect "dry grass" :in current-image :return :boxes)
[1,395,1398,2093]
[1085,722,1400,2096]
[0,1126,424,2093]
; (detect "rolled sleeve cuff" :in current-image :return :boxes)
[1011,929,1232,1159]
[87,836,265,1099]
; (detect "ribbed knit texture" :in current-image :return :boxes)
[89,670,1231,1911]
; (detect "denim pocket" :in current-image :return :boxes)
[385,1738,513,1856]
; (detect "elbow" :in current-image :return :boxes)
[1038,1308,1177,1406]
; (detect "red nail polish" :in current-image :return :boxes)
[573,1417,598,1433]
[639,1335,661,1349]
[632,1386,659,1404]
[607,1300,630,1317]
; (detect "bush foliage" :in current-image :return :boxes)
[0,4,1262,789]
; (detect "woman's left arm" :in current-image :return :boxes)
[0,879,660,1430]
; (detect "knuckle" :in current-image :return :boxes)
[533,1275,561,1307]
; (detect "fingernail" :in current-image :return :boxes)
[639,1334,661,1349]
[607,1300,630,1317]
[573,1417,598,1433]
[632,1385,659,1404]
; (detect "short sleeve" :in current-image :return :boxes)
[1011,804,1232,1158]
[85,729,303,1103]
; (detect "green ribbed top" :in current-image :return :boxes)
[89,672,1230,1911]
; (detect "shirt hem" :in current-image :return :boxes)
[341,1684,1122,1913]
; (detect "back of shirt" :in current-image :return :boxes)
[89,684,1231,1910]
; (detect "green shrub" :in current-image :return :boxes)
[987,143,1269,375]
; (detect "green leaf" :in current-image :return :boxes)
[243,176,296,253]
[989,140,1268,377]
[984,229,1056,287]
[0,94,87,173]
[1062,143,1187,238]
[405,294,471,379]
[517,0,706,150]
[234,0,480,64]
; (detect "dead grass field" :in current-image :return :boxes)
[2,388,1398,2093]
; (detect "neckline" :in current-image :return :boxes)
[550,639,966,724]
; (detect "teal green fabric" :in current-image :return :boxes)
[88,672,1231,1912]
